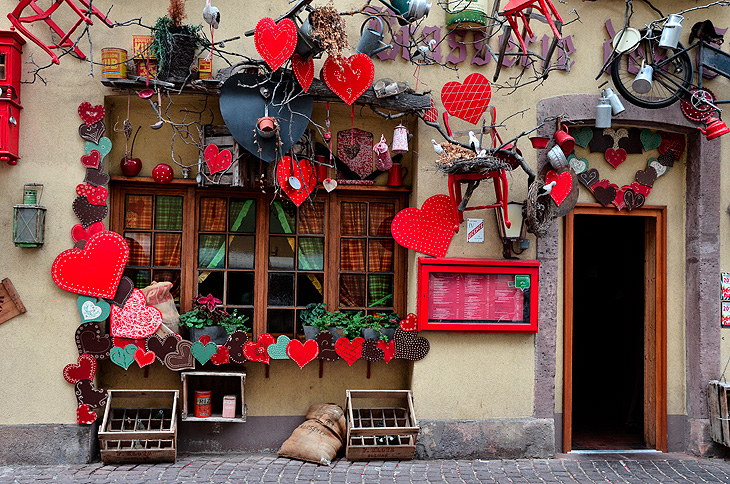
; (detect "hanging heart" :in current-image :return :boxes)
[605,147,627,168]
[79,121,105,144]
[424,98,439,123]
[80,150,101,169]
[191,340,218,365]
[335,337,365,366]
[63,354,98,384]
[72,196,108,228]
[592,182,619,207]
[76,183,108,206]
[84,167,111,187]
[242,333,276,364]
[85,137,112,159]
[77,296,111,323]
[204,144,232,174]
[322,54,375,106]
[71,221,105,244]
[277,156,315,207]
[316,332,340,361]
[267,335,291,360]
[77,404,97,425]
[544,170,572,206]
[211,345,230,365]
[571,127,593,148]
[224,330,249,364]
[75,322,112,360]
[640,129,662,151]
[323,178,337,192]
[292,53,314,92]
[391,194,456,257]
[164,340,195,371]
[286,339,319,369]
[134,348,156,368]
[399,313,418,331]
[110,344,137,369]
[378,339,396,363]
[110,289,162,339]
[567,154,588,174]
[78,102,105,127]
[255,17,298,71]
[75,379,108,408]
[440,73,491,125]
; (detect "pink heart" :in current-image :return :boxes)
[204,144,232,174]
[110,289,162,339]
[391,195,456,257]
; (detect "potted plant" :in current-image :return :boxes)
[152,0,205,83]
[380,312,399,342]
[179,294,250,345]
[328,311,350,343]
[300,303,329,340]
[344,311,375,340]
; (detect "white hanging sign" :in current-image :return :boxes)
[466,218,484,243]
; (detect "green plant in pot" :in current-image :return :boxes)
[152,0,205,83]
[300,303,330,340]
[380,312,399,342]
[344,311,376,340]
[179,294,250,345]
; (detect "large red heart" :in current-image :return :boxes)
[391,194,456,257]
[81,150,101,169]
[605,147,627,168]
[134,348,156,368]
[424,99,438,123]
[63,354,97,384]
[204,144,232,175]
[441,73,492,125]
[110,289,162,339]
[286,339,319,369]
[254,17,298,71]
[242,333,275,364]
[292,53,314,92]
[77,404,97,424]
[52,231,129,299]
[377,339,396,363]
[545,170,572,206]
[71,221,105,243]
[277,156,315,207]
[322,54,375,106]
[78,102,105,127]
[335,337,365,366]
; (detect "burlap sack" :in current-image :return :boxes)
[140,281,180,333]
[278,419,343,466]
[306,403,346,442]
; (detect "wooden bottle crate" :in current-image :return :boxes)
[708,380,730,446]
[345,390,419,461]
[98,390,178,464]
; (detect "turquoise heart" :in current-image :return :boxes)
[648,158,667,177]
[267,335,291,360]
[110,344,136,369]
[640,129,662,151]
[77,296,111,323]
[85,137,112,159]
[191,341,217,365]
[567,154,588,174]
[572,127,593,149]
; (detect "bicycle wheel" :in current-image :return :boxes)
[610,30,693,109]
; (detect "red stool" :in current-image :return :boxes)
[448,170,510,233]
[500,0,562,55]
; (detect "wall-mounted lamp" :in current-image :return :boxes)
[495,201,529,259]
[13,183,45,247]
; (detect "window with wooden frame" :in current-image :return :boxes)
[110,180,408,339]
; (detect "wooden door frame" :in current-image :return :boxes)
[563,203,667,452]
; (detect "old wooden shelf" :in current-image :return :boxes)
[180,370,247,423]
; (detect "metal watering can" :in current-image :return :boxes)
[356,16,392,57]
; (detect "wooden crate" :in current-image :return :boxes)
[345,390,418,461]
[99,390,178,464]
[708,380,730,446]
[181,371,247,422]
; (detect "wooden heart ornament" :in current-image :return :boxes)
[316,332,340,361]
[225,330,249,364]
[605,148,627,168]
[211,345,230,365]
[440,73,491,125]
[73,196,108,228]
[335,337,365,366]
[204,144,232,174]
[191,340,218,365]
[78,102,105,127]
[63,354,97,384]
[243,333,275,364]
[164,340,195,370]
[399,313,418,331]
[267,335,291,360]
[361,339,384,362]
[254,17,297,71]
[146,334,182,363]
[110,289,162,339]
[391,194,456,257]
[77,296,111,323]
[134,348,156,368]
[110,344,137,369]
[292,53,314,92]
[76,183,108,206]
[52,231,129,299]
[71,221,105,243]
[75,379,107,408]
[544,170,572,206]
[322,54,375,106]
[75,322,112,360]
[80,150,101,169]
[394,328,430,361]
[378,339,396,363]
[286,339,319,369]
[79,121,105,144]
[277,156,315,207]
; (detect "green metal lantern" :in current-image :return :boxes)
[13,183,45,247]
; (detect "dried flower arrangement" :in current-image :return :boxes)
[167,0,188,28]
[309,4,349,59]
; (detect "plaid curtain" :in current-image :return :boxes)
[125,195,152,229]
[369,203,394,236]
[154,233,182,267]
[200,198,226,231]
[340,274,365,307]
[368,239,393,272]
[155,196,183,230]
[368,274,393,308]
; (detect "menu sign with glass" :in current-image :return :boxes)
[417,258,539,332]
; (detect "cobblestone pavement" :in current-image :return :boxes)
[2,453,730,483]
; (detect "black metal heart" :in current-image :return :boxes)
[220,73,313,163]
[72,196,107,228]
[78,121,105,144]
[84,167,110,187]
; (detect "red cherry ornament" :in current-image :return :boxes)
[120,156,142,176]
[152,163,173,184]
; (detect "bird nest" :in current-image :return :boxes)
[435,142,512,174]
[524,176,558,237]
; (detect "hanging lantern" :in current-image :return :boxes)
[392,124,409,153]
[13,183,45,247]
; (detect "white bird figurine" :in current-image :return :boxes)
[538,180,557,196]
[203,0,221,60]
[431,139,443,155]
[468,131,480,153]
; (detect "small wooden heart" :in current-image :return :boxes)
[578,168,599,188]
[225,330,250,364]
[79,121,105,144]
[593,183,618,207]
[323,178,337,192]
[75,379,108,408]
[316,332,339,361]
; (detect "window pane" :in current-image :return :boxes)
[369,203,395,236]
[124,268,150,289]
[267,309,294,335]
[368,274,393,308]
[297,273,324,306]
[229,199,256,233]
[268,273,294,306]
[368,239,394,272]
[300,202,325,234]
[270,200,296,234]
[199,198,227,231]
[229,235,255,269]
[198,234,226,269]
[341,239,366,271]
[298,238,324,271]
[227,271,254,305]
[340,274,365,308]
[125,232,151,266]
[125,195,152,229]
[341,202,366,235]
[152,269,181,303]
[269,237,295,269]
[154,233,182,267]
[198,271,224,301]
[155,196,183,230]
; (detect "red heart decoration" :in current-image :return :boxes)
[612,186,628,211]
[254,17,298,71]
[605,147,627,168]
[277,156,315,207]
[292,53,314,92]
[630,181,651,197]
[545,170,572,206]
[204,144,232,175]
[63,354,97,384]
[209,345,228,365]
[78,102,105,127]
[286,339,319,369]
[322,54,375,106]
[134,348,156,368]
[400,313,417,331]
[198,334,212,345]
[441,73,492,125]
[81,150,101,169]
[113,337,146,350]
[110,289,162,339]
[335,337,365,366]
[76,404,97,424]
[78,184,107,206]
[391,194,456,257]
[52,231,129,299]
[377,339,396,363]
[424,99,438,123]
[71,221,105,243]
[242,333,276,364]
[658,133,685,158]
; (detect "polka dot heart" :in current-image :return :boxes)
[391,194,456,257]
[394,327,430,361]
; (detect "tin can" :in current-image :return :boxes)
[132,35,155,60]
[101,48,127,79]
[194,390,212,418]
[137,60,157,79]
[198,58,212,80]
[222,395,237,418]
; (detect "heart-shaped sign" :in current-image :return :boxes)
[335,337,364,366]
[243,333,276,364]
[316,332,340,361]
[394,328,430,361]
[254,17,298,71]
[424,98,438,123]
[75,379,108,408]
[72,196,108,228]
[77,404,97,424]
[441,73,491,125]
[577,168,599,188]
[76,183,108,206]
[76,322,112,360]
[164,340,195,370]
[77,296,111,323]
[567,154,588,174]
[322,54,375,106]
[52,231,128,299]
[81,150,101,169]
[267,335,291,360]
[110,344,137,369]
[63,354,98,384]
[605,147,627,168]
[85,137,112,159]
[224,330,249,364]
[84,167,111,187]
[220,73,313,163]
[191,340,218,365]
[545,170,572,206]
[378,339,396,363]
[277,156,315,207]
[572,127,593,148]
[286,339,319,369]
[78,102,105,127]
[400,313,417,331]
[146,334,182,363]
[323,178,337,192]
[110,289,162,339]
[292,53,314,92]
[640,129,662,151]
[105,276,134,308]
[79,121,105,144]
[134,348,156,368]
[204,144,232,175]
[593,183,618,207]
[71,221,105,244]
[361,339,384,362]
[391,194,456,257]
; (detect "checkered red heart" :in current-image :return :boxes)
[335,337,365,366]
[322,54,375,106]
[440,73,491,125]
[254,17,297,71]
[658,133,685,159]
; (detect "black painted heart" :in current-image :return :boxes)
[72,196,108,228]
[164,340,195,370]
[361,338,384,362]
[75,378,108,408]
[657,153,675,167]
[225,330,249,364]
[75,322,112,360]
[623,188,646,211]
[593,184,617,207]
[635,167,657,187]
[146,334,181,363]
[316,331,340,361]
[84,167,110,187]
[577,168,599,188]
[394,327,430,361]
[103,276,134,308]
[78,121,105,144]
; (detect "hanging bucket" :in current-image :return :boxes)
[101,48,127,79]
[445,0,490,30]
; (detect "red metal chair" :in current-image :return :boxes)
[500,0,562,55]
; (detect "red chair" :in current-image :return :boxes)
[500,0,562,55]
